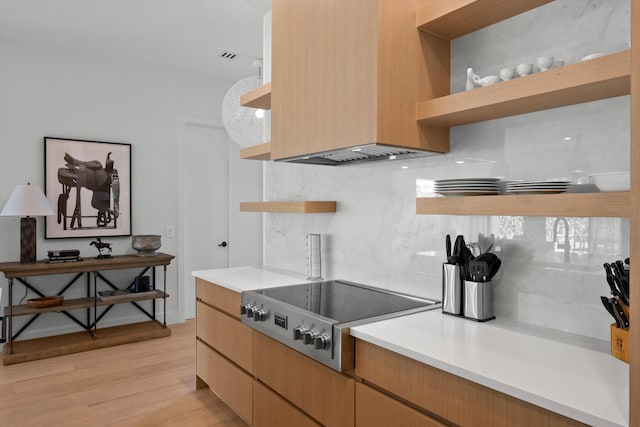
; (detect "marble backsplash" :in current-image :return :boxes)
[262,0,630,341]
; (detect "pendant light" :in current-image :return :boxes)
[221,58,264,147]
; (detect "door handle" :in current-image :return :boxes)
[218,241,227,248]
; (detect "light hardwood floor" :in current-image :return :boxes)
[0,320,248,427]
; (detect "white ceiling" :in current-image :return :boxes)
[0,0,271,83]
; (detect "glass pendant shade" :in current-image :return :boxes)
[221,76,264,147]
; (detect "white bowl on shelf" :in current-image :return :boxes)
[536,56,554,71]
[589,172,630,192]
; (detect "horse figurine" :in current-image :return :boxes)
[57,152,120,230]
[90,237,112,259]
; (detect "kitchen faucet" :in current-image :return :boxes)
[553,217,571,264]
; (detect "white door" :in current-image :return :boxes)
[177,116,264,321]
[182,123,230,319]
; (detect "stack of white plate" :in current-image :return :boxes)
[434,178,500,196]
[505,180,571,194]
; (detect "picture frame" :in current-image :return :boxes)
[44,137,131,239]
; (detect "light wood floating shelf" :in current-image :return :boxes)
[240,201,337,213]
[416,0,553,40]
[416,192,630,217]
[416,50,630,127]
[240,142,271,160]
[240,82,272,109]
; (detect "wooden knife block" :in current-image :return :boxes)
[610,324,629,363]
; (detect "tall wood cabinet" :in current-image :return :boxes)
[629,2,639,425]
[270,0,450,160]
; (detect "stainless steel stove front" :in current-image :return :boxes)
[240,281,440,372]
[241,292,343,370]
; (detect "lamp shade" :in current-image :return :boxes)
[1,183,54,217]
[221,76,264,147]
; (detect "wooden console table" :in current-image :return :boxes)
[0,253,174,364]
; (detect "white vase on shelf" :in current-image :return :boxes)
[466,68,501,90]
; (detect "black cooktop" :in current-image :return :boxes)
[254,280,436,323]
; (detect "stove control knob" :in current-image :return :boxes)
[293,326,308,341]
[253,308,267,321]
[314,334,330,350]
[246,305,257,318]
[240,303,251,315]
[303,330,318,345]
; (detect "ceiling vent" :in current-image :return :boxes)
[220,51,238,60]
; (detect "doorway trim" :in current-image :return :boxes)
[176,114,225,323]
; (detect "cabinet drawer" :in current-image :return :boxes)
[196,278,241,319]
[355,340,587,427]
[356,382,445,427]
[254,380,321,427]
[196,301,253,373]
[196,340,253,425]
[254,332,354,427]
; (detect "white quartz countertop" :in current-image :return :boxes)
[192,266,312,293]
[192,266,628,426]
[351,310,629,427]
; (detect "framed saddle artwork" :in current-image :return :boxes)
[44,137,132,239]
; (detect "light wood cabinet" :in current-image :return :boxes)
[629,3,639,426]
[196,340,253,425]
[270,0,450,161]
[253,332,355,427]
[195,278,353,426]
[356,382,446,427]
[196,301,253,373]
[196,278,241,319]
[195,279,253,424]
[253,380,321,427]
[355,339,587,427]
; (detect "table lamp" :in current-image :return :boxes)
[1,183,54,263]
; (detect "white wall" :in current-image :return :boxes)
[263,0,630,341]
[0,38,262,340]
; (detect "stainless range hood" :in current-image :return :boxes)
[275,143,438,166]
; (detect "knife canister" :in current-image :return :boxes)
[463,280,493,321]
[442,263,462,315]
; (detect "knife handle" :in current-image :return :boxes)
[601,296,621,328]
[618,298,630,321]
[611,298,630,329]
